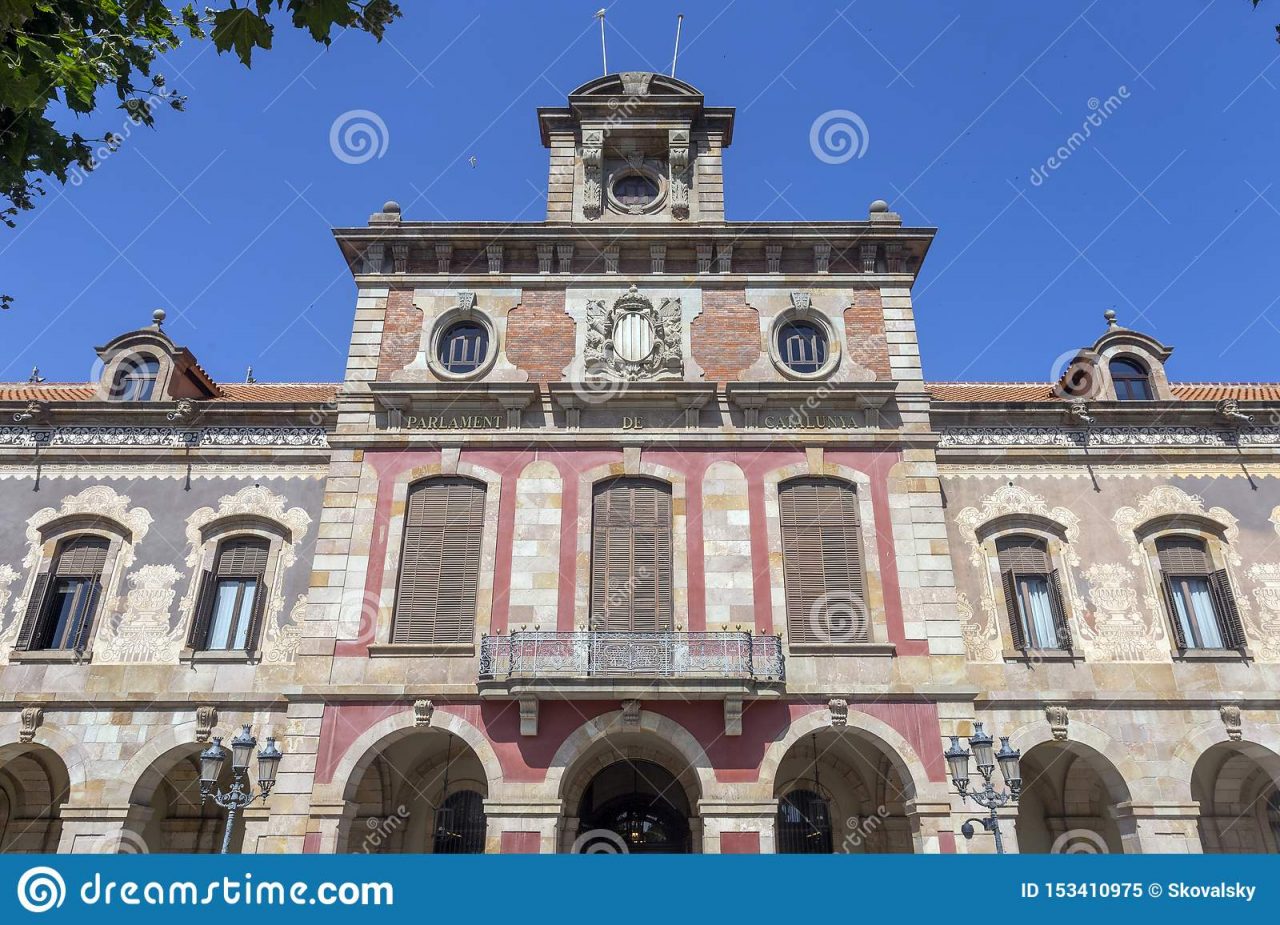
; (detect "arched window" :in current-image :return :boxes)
[590,478,673,632]
[1110,356,1153,401]
[777,789,833,854]
[188,537,270,651]
[111,355,161,401]
[392,477,487,645]
[995,534,1071,650]
[1156,535,1245,650]
[778,478,867,644]
[431,790,487,854]
[16,535,109,652]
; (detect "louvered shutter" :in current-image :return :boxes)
[1048,570,1072,649]
[216,538,269,577]
[55,536,109,576]
[1001,570,1027,650]
[72,578,102,652]
[242,580,268,652]
[778,479,867,644]
[995,536,1050,573]
[13,573,52,652]
[1209,569,1247,649]
[590,479,673,631]
[187,569,217,648]
[392,478,486,644]
[1161,575,1188,650]
[1156,536,1210,574]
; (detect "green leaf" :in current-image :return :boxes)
[211,7,274,65]
[0,0,35,31]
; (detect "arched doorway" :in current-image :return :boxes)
[1015,742,1130,853]
[1193,742,1280,853]
[128,744,240,853]
[575,759,691,854]
[344,729,488,853]
[773,728,915,853]
[0,745,69,853]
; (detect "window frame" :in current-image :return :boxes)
[993,533,1073,653]
[109,353,162,401]
[1109,355,1154,401]
[14,533,115,656]
[767,307,841,381]
[1151,532,1246,653]
[187,535,272,654]
[426,308,498,381]
[588,476,675,633]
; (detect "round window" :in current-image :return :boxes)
[776,320,829,375]
[436,321,489,375]
[613,311,655,362]
[612,174,659,208]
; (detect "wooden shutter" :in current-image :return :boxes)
[13,573,52,652]
[392,478,486,644]
[187,569,217,648]
[1156,536,1210,574]
[778,478,867,644]
[71,578,102,652]
[1209,569,1247,649]
[1161,575,1188,650]
[590,478,673,632]
[55,536,109,576]
[215,537,269,577]
[1048,570,1072,649]
[242,580,268,652]
[1000,569,1027,650]
[995,535,1050,573]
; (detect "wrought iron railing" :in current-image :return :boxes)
[479,631,785,682]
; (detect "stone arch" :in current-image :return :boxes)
[124,739,234,853]
[0,742,70,852]
[1171,721,1280,802]
[573,460,690,629]
[1190,741,1280,853]
[0,719,90,796]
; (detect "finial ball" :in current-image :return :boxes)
[382,200,401,214]
[869,199,889,213]
[152,308,166,325]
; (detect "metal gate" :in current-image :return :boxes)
[432,790,487,854]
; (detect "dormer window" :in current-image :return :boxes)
[1110,356,1152,401]
[111,355,160,401]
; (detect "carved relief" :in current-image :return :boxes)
[959,591,999,662]
[262,593,305,664]
[1046,705,1070,741]
[414,699,434,727]
[195,705,218,742]
[0,565,23,661]
[828,698,849,728]
[180,485,312,652]
[955,485,1081,568]
[584,286,684,381]
[582,129,604,220]
[1220,703,1243,741]
[19,706,43,743]
[669,128,691,220]
[1113,485,1239,566]
[1078,563,1166,662]
[95,564,185,664]
[1246,563,1280,661]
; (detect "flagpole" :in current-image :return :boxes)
[595,9,608,76]
[671,13,684,77]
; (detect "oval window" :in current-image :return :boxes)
[776,320,829,375]
[436,321,489,375]
[612,174,659,208]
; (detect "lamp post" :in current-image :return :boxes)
[198,724,283,854]
[944,722,1021,854]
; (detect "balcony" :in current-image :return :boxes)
[477,631,785,699]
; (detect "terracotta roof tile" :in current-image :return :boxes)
[927,382,1280,403]
[0,382,340,403]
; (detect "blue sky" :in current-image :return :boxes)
[1,1,1278,385]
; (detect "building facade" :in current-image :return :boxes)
[0,72,1277,855]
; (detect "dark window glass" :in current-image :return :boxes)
[777,320,829,374]
[1111,357,1153,401]
[112,356,160,401]
[1157,536,1229,649]
[777,789,834,854]
[34,535,108,650]
[43,578,96,649]
[613,174,659,206]
[432,790,486,854]
[437,322,489,374]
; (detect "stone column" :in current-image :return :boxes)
[483,799,562,854]
[697,800,777,854]
[306,799,355,854]
[1115,802,1203,854]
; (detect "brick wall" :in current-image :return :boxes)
[691,286,760,381]
[844,290,891,379]
[375,289,420,379]
[506,288,575,382]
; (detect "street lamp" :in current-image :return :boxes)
[944,722,1020,854]
[199,724,283,854]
